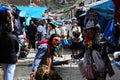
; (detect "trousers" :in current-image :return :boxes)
[1,64,16,80]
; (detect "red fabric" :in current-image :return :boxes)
[85,35,90,42]
[39,39,49,44]
[14,24,18,29]
[112,0,120,23]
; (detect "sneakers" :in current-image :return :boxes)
[62,60,69,64]
[71,54,77,59]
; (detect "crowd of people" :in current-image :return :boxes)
[0,4,120,80]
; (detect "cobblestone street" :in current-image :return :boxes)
[0,0,119,80]
[0,48,120,80]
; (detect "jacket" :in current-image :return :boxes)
[0,32,19,63]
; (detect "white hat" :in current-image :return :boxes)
[84,19,94,30]
[113,51,120,58]
[84,19,99,31]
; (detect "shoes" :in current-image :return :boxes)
[62,60,69,64]
[71,54,77,59]
[59,55,63,58]
[58,53,63,58]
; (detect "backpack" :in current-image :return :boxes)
[72,27,81,38]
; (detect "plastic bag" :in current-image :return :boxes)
[83,51,96,79]
[92,50,105,72]
[85,60,96,79]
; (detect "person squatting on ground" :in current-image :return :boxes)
[0,9,19,80]
[30,34,68,80]
[79,19,115,80]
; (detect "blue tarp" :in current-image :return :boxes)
[111,59,120,70]
[16,6,48,18]
[103,19,115,45]
[90,0,114,20]
[0,5,9,12]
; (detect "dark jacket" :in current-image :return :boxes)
[27,24,37,39]
[0,32,19,63]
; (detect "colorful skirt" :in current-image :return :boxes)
[34,64,63,80]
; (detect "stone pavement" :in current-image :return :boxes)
[0,48,120,80]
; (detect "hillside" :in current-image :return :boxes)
[0,0,82,10]
[0,0,29,5]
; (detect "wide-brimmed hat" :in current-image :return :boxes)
[84,20,98,30]
[72,18,78,23]
[57,20,63,25]
[72,19,78,23]
[49,20,57,28]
